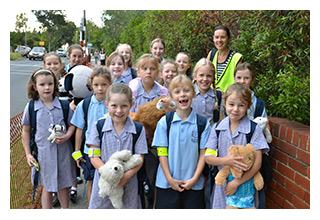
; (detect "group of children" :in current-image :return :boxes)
[22,36,269,209]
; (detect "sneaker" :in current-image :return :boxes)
[77,176,83,184]
[52,192,59,206]
[69,188,77,204]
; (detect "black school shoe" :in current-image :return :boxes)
[52,192,59,206]
[69,188,77,203]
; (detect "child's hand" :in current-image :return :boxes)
[168,177,184,192]
[26,154,37,167]
[180,178,196,190]
[54,134,69,145]
[76,157,86,169]
[225,179,240,196]
[225,148,248,173]
[118,173,130,187]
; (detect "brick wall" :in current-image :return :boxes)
[265,117,310,209]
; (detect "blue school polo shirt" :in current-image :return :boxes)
[152,110,211,190]
[70,95,108,154]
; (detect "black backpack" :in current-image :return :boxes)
[28,99,69,200]
[96,117,149,208]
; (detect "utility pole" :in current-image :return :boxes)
[79,10,86,56]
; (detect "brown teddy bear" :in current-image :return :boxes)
[129,96,176,145]
[215,144,264,209]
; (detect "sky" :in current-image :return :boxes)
[9,10,105,32]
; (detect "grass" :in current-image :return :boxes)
[10,53,24,61]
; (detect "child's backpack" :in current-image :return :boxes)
[28,99,69,200]
[96,117,149,209]
[254,98,265,119]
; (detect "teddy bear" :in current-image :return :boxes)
[129,96,176,142]
[253,117,272,143]
[98,150,143,209]
[215,144,264,209]
[47,124,65,143]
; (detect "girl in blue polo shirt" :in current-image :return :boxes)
[70,67,112,204]
[152,75,211,209]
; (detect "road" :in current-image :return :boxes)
[10,57,67,118]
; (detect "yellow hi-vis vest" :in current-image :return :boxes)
[212,51,243,92]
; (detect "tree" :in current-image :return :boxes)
[32,10,72,51]
[15,13,28,46]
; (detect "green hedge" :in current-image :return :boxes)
[109,10,310,125]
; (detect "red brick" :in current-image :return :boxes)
[273,123,280,138]
[275,182,294,202]
[272,170,286,185]
[295,172,310,191]
[273,148,288,165]
[293,131,300,147]
[277,163,295,180]
[266,198,282,209]
[307,167,310,179]
[300,133,309,150]
[283,200,295,209]
[285,178,305,199]
[279,140,297,157]
[286,127,293,143]
[288,157,308,176]
[271,137,279,148]
[307,136,310,152]
[292,194,310,209]
[265,187,284,207]
[304,191,310,204]
[280,125,287,139]
[297,149,310,165]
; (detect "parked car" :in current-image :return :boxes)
[56,48,67,57]
[29,47,46,60]
[15,45,31,57]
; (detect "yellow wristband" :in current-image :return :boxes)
[72,150,83,161]
[157,147,168,156]
[205,148,218,157]
[88,148,101,157]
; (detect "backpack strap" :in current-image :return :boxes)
[165,111,175,140]
[254,98,265,118]
[96,118,106,143]
[132,121,143,154]
[59,99,69,127]
[209,49,218,62]
[212,90,222,123]
[81,96,92,139]
[28,100,37,156]
[131,68,138,79]
[215,120,257,144]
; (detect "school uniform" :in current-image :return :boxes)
[130,80,168,112]
[87,115,148,209]
[70,95,108,154]
[22,97,76,192]
[204,116,269,209]
[192,83,217,126]
[122,67,136,85]
[152,110,211,208]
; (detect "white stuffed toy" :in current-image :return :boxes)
[253,117,272,143]
[98,150,143,209]
[60,65,94,99]
[48,124,65,143]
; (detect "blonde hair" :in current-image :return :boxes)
[136,54,159,71]
[169,74,195,98]
[87,67,112,89]
[160,60,178,73]
[106,51,125,68]
[116,43,134,67]
[150,37,166,49]
[223,83,252,109]
[106,83,133,104]
[193,58,219,110]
